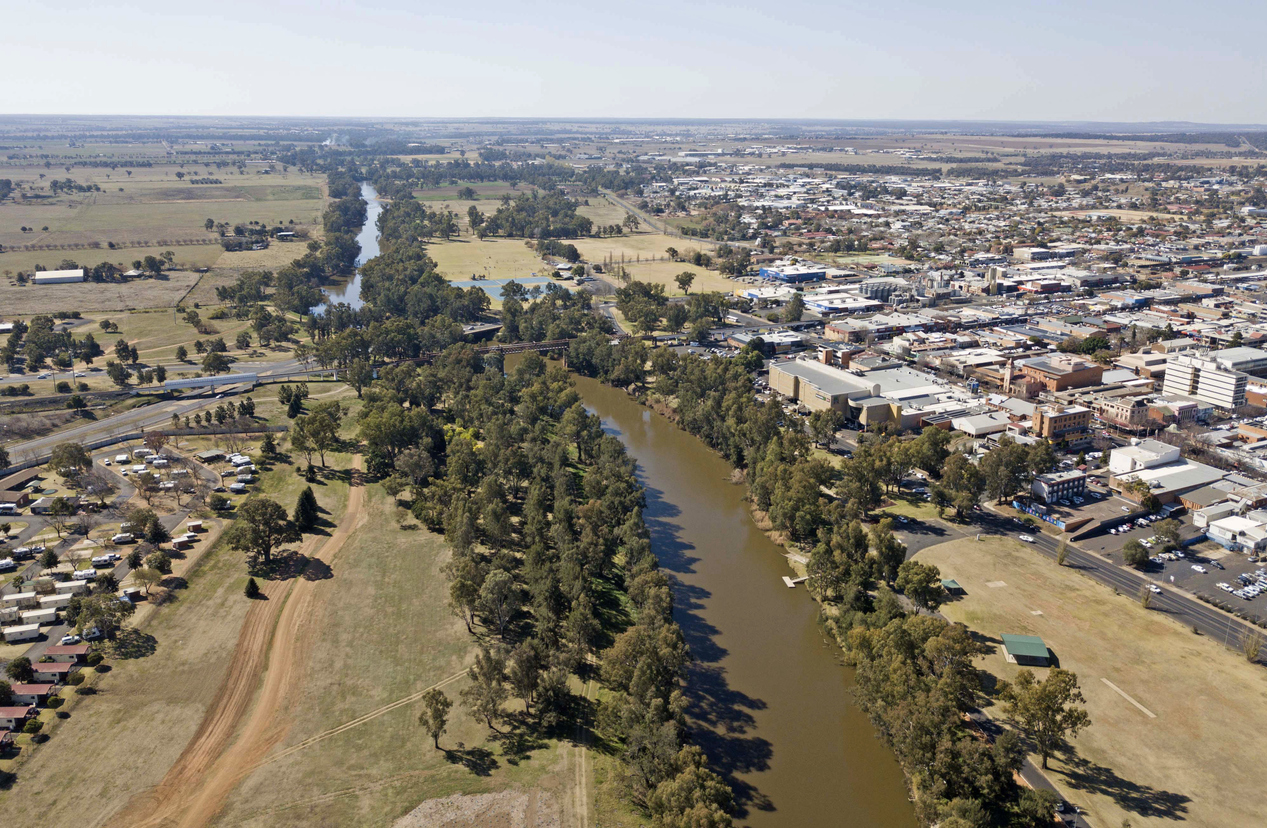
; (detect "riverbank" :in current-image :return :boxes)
[575,374,918,828]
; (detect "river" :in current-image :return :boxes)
[575,375,917,828]
[320,181,381,311]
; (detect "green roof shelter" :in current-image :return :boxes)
[1001,634,1050,667]
[941,579,963,594]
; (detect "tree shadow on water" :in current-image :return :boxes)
[640,482,776,817]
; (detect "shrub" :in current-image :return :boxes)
[23,718,43,735]
[245,577,261,599]
[86,652,104,667]
[68,672,85,686]
[75,685,97,695]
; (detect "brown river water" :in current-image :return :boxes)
[576,375,917,828]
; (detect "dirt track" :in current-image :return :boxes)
[108,456,366,828]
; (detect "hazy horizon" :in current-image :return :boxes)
[5,0,1265,123]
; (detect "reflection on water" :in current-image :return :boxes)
[576,375,917,828]
[320,181,381,312]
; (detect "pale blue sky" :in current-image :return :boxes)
[4,0,1263,122]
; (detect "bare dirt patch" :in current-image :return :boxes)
[393,790,562,828]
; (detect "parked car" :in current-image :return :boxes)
[60,633,82,645]
[1192,565,1208,574]
[84,626,104,641]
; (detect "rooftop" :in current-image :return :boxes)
[1001,634,1049,660]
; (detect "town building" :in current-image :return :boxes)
[1032,469,1087,503]
[1161,353,1248,411]
[1210,346,1267,377]
[1032,404,1092,443]
[1092,394,1150,430]
[1018,354,1104,392]
[1207,515,1267,553]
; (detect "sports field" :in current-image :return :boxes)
[919,538,1267,828]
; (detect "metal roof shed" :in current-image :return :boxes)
[1001,634,1050,666]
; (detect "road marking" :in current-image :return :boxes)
[1101,678,1156,718]
[986,580,1008,588]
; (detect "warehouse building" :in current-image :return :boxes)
[32,268,85,285]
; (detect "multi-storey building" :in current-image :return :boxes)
[1161,353,1247,411]
[1032,470,1087,504]
[1018,355,1104,392]
[1032,405,1092,441]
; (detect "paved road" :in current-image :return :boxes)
[2,445,221,660]
[893,504,1264,662]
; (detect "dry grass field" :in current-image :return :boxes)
[0,159,326,275]
[0,454,353,827]
[0,271,204,315]
[414,182,536,203]
[214,238,318,271]
[212,487,572,827]
[426,237,550,281]
[572,232,736,296]
[0,244,225,280]
[918,538,1267,828]
[577,197,630,228]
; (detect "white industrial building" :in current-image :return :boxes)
[31,268,85,285]
[1207,515,1267,553]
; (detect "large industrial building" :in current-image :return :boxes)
[31,268,85,285]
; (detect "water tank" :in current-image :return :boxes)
[1254,245,1267,257]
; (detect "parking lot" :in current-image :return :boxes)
[1146,547,1267,621]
